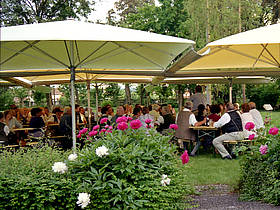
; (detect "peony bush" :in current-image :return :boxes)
[238,125,280,205]
[0,118,192,209]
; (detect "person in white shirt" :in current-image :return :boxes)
[190,85,207,111]
[240,103,256,138]
[248,102,264,130]
[213,103,244,160]
[175,101,206,153]
[0,112,10,145]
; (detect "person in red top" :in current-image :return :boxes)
[208,105,221,122]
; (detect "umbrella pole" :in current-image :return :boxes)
[229,79,233,103]
[70,67,77,151]
[87,80,91,130]
[95,83,99,122]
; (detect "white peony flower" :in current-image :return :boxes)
[52,162,68,174]
[162,174,168,180]
[161,174,171,186]
[76,192,90,209]
[68,153,78,161]
[95,145,109,157]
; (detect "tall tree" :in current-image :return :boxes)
[1,0,93,26]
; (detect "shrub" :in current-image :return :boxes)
[71,124,191,209]
[238,126,280,205]
[0,146,77,209]
[0,121,192,209]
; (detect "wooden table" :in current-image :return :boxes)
[189,126,219,139]
[11,128,36,132]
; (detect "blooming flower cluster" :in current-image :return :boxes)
[169,124,178,130]
[161,174,171,186]
[100,117,108,124]
[248,134,255,140]
[68,153,78,161]
[52,162,68,174]
[269,127,279,135]
[245,122,255,131]
[76,193,91,209]
[180,150,189,164]
[259,144,268,155]
[130,119,142,129]
[117,122,128,131]
[96,145,109,157]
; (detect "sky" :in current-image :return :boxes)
[89,0,117,22]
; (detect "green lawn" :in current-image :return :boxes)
[178,111,280,193]
[180,154,240,189]
[260,111,280,127]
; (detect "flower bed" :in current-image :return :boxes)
[0,119,192,209]
[237,125,280,205]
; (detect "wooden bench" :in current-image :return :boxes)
[224,139,255,155]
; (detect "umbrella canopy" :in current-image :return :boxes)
[171,23,280,77]
[0,20,195,150]
[1,20,195,73]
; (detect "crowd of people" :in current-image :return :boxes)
[0,85,265,157]
[175,98,264,159]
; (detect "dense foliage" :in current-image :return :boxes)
[0,124,193,209]
[238,126,280,205]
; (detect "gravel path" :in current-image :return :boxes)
[186,184,280,210]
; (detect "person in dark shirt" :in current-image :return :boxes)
[29,107,45,137]
[208,105,221,122]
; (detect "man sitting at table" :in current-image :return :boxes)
[0,112,10,145]
[248,102,264,130]
[212,102,243,160]
[29,108,45,138]
[175,101,205,153]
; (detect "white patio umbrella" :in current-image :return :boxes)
[171,23,280,77]
[0,20,195,150]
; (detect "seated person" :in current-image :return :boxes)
[175,101,206,154]
[0,112,10,145]
[111,105,125,124]
[132,107,142,120]
[4,110,23,144]
[139,106,154,128]
[29,108,45,138]
[248,102,264,130]
[208,104,221,123]
[213,103,244,160]
[240,103,256,138]
[79,107,88,124]
[59,107,72,137]
[98,106,111,126]
[158,105,175,133]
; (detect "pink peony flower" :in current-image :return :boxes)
[117,122,128,131]
[93,125,100,131]
[259,145,268,155]
[269,127,279,135]
[127,117,133,121]
[145,119,152,124]
[248,134,255,140]
[79,128,88,134]
[130,119,142,129]
[106,130,112,133]
[100,128,106,133]
[77,133,82,138]
[116,116,128,123]
[245,122,255,131]
[146,124,151,129]
[180,150,189,164]
[109,126,113,130]
[100,118,108,124]
[169,124,178,130]
[105,125,109,129]
[89,130,98,137]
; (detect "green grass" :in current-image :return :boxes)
[260,111,280,127]
[180,154,240,189]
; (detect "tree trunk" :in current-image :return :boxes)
[177,84,184,111]
[46,85,52,109]
[140,84,144,105]
[125,83,132,105]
